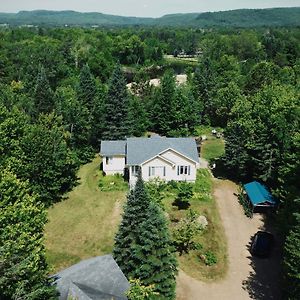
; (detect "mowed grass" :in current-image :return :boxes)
[201,138,225,162]
[164,170,228,281]
[45,156,127,273]
[196,126,225,162]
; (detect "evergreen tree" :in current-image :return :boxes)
[127,95,148,137]
[77,64,97,111]
[132,202,178,299]
[103,64,130,140]
[192,56,217,124]
[113,172,151,275]
[152,70,177,136]
[0,170,57,299]
[33,65,54,115]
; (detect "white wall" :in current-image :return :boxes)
[102,155,125,175]
[129,150,197,185]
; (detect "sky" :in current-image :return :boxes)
[1,0,300,17]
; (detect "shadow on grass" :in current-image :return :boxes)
[242,215,283,300]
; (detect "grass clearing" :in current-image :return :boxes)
[195,126,225,162]
[45,156,127,273]
[201,139,225,162]
[163,170,228,281]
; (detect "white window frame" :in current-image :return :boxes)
[177,165,191,175]
[131,165,140,176]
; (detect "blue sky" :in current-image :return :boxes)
[1,0,300,17]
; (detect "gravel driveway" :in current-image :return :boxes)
[176,179,282,300]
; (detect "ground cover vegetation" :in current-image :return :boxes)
[0,25,299,298]
[147,170,227,281]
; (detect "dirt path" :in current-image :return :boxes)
[176,179,282,300]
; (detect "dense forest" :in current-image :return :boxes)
[0,7,300,27]
[0,25,299,299]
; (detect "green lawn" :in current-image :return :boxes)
[195,126,225,162]
[45,156,127,273]
[201,138,225,162]
[45,157,227,281]
[163,170,228,281]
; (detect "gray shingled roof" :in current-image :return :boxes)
[100,140,126,156]
[54,255,129,300]
[126,137,199,165]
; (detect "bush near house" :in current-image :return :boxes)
[98,173,128,192]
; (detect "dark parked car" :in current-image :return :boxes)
[250,231,274,257]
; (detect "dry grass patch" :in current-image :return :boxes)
[45,156,127,273]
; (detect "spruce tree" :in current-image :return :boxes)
[77,64,97,112]
[113,172,151,275]
[103,64,130,140]
[33,65,54,115]
[127,95,148,137]
[152,70,176,136]
[132,202,178,299]
[113,172,178,299]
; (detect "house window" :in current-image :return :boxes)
[106,157,112,165]
[148,166,166,177]
[131,166,140,176]
[149,166,156,176]
[177,166,191,175]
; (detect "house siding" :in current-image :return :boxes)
[128,150,198,186]
[102,155,125,175]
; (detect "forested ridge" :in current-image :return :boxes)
[0,7,299,27]
[0,26,299,298]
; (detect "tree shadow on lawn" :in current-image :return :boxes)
[242,215,283,300]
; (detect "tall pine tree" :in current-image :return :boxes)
[103,64,130,140]
[113,172,178,299]
[77,64,97,112]
[152,70,176,136]
[33,65,54,116]
[132,202,178,299]
[113,172,151,275]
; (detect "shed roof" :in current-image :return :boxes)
[126,137,199,165]
[100,140,126,156]
[243,181,276,206]
[54,255,129,300]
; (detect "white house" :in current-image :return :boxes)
[100,136,199,186]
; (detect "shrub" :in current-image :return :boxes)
[145,178,168,209]
[126,279,159,300]
[237,186,253,218]
[172,209,203,255]
[98,173,128,192]
[172,181,194,210]
[203,251,218,266]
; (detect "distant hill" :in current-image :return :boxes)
[0,7,299,27]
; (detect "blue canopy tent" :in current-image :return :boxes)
[243,181,277,212]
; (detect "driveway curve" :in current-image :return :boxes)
[176,179,282,300]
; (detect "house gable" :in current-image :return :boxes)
[159,148,199,165]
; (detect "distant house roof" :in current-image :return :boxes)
[243,181,277,207]
[54,255,129,300]
[100,140,126,156]
[126,137,199,165]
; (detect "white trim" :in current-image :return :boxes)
[159,148,198,165]
[140,154,176,167]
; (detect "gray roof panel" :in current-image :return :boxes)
[100,140,126,156]
[55,255,129,300]
[126,137,199,165]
